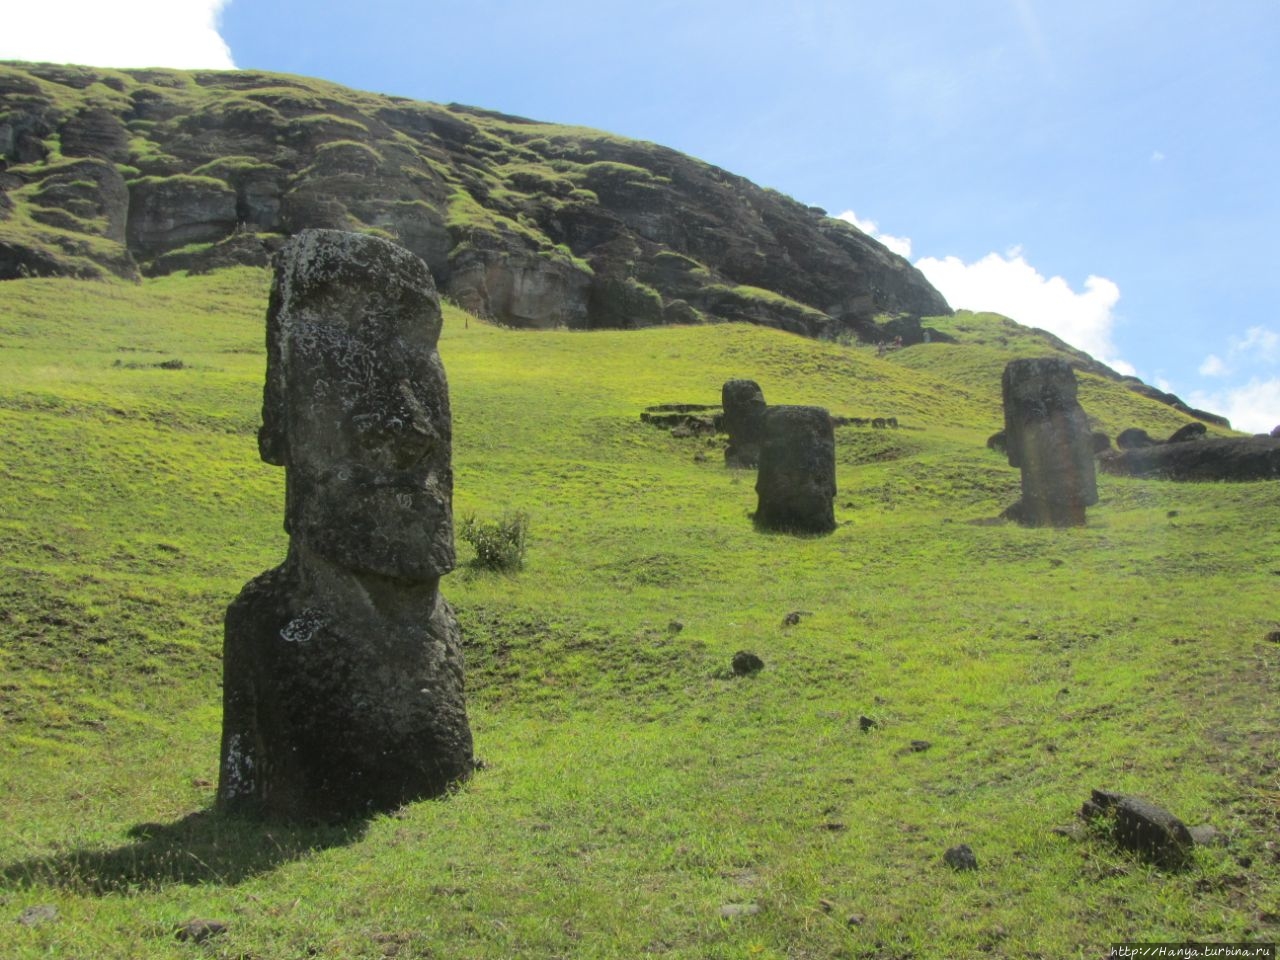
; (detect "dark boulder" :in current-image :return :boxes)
[1091,431,1112,453]
[731,651,765,675]
[1081,789,1193,869]
[754,405,836,534]
[218,230,473,822]
[1001,358,1097,527]
[722,379,767,468]
[943,844,978,871]
[986,431,1007,453]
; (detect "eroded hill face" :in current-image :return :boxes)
[0,62,949,340]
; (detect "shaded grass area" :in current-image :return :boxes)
[1,270,1277,958]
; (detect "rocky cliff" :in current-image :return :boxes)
[0,62,950,340]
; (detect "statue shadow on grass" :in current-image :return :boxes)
[0,807,370,894]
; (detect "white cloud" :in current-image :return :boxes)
[1231,325,1280,361]
[1199,353,1228,377]
[1151,150,1166,163]
[1,1,235,69]
[1188,379,1280,435]
[913,248,1131,373]
[836,210,913,258]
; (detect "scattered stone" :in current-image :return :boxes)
[191,777,212,788]
[858,715,877,732]
[1001,358,1097,526]
[943,844,979,871]
[846,914,865,927]
[17,904,57,926]
[667,620,684,634]
[1189,824,1228,847]
[217,231,474,822]
[1265,631,1280,644]
[719,902,761,919]
[908,739,932,752]
[820,821,848,832]
[1081,789,1194,869]
[731,651,765,676]
[722,379,767,468]
[1051,822,1088,840]
[986,431,1007,453]
[1167,422,1207,443]
[174,919,228,943]
[754,405,837,534]
[1091,430,1113,453]
[818,898,835,913]
[782,611,804,626]
[1117,427,1157,449]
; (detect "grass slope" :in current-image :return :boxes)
[1,270,1277,959]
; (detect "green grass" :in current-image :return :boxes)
[0,269,1277,958]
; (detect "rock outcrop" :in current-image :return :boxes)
[217,229,473,822]
[0,62,949,339]
[1001,357,1097,527]
[754,405,836,534]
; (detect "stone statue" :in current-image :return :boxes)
[754,405,837,533]
[218,229,474,821]
[722,378,767,468]
[1001,357,1098,527]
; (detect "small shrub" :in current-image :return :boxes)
[459,511,529,571]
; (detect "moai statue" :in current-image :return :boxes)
[218,230,474,821]
[754,405,837,534]
[722,378,767,468]
[1001,357,1098,527]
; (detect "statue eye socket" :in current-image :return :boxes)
[350,411,435,467]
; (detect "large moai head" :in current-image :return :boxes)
[1001,357,1098,526]
[260,229,454,579]
[722,378,767,468]
[754,405,837,534]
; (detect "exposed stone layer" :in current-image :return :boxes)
[0,63,949,339]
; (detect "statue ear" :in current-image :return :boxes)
[258,277,288,466]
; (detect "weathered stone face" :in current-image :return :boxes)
[1001,357,1097,527]
[219,230,473,822]
[754,405,836,534]
[722,379,767,468]
[260,229,455,581]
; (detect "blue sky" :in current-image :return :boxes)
[4,1,1278,430]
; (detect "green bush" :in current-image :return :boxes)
[459,511,529,571]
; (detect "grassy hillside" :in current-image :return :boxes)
[1,269,1276,959]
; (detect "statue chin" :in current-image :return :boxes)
[295,479,455,581]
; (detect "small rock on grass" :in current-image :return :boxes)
[858,715,877,732]
[731,651,764,675]
[174,919,228,943]
[719,902,760,918]
[943,844,979,871]
[17,904,57,926]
